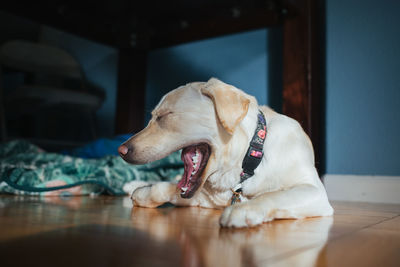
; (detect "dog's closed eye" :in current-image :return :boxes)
[156,111,173,121]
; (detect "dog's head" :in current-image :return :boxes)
[119,78,258,198]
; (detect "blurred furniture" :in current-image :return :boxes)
[0,0,325,171]
[0,40,104,149]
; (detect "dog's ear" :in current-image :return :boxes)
[201,78,250,135]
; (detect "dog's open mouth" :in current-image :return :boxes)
[178,143,211,198]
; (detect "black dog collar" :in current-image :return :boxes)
[231,110,267,205]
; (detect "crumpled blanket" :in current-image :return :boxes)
[0,140,183,196]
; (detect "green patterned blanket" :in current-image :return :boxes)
[0,140,183,196]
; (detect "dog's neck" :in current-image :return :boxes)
[204,103,263,195]
[241,110,267,178]
[231,110,267,204]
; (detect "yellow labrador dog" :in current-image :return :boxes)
[119,78,333,228]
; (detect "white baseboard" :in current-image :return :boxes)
[323,174,400,204]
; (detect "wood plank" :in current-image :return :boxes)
[0,4,118,47]
[1,1,282,49]
[148,6,282,49]
[317,227,400,267]
[1,196,400,267]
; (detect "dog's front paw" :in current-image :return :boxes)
[124,180,151,195]
[131,182,175,208]
[219,203,268,228]
[131,185,161,208]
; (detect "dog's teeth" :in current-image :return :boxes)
[181,187,188,192]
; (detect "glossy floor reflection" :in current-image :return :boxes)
[0,196,399,267]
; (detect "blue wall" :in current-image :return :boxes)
[325,0,400,175]
[145,29,268,123]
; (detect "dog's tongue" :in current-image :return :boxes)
[179,146,203,197]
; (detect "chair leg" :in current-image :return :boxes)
[0,67,7,142]
[0,104,6,142]
[89,111,97,140]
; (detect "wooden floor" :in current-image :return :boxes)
[0,196,399,267]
